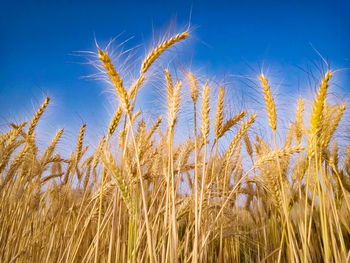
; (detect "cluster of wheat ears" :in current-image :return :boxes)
[1,30,350,263]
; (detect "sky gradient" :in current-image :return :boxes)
[1,0,350,149]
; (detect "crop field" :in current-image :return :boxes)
[1,30,350,262]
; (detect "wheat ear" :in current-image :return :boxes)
[322,103,346,148]
[141,31,189,75]
[215,87,224,139]
[1,122,26,145]
[92,136,106,169]
[146,116,162,141]
[76,124,86,163]
[330,141,339,167]
[165,69,173,106]
[102,149,132,213]
[201,82,210,142]
[188,72,199,104]
[168,81,182,129]
[243,126,253,159]
[225,114,257,163]
[108,107,123,138]
[308,71,332,155]
[253,145,304,168]
[259,74,277,131]
[219,111,247,138]
[295,96,304,145]
[40,128,64,164]
[98,48,130,112]
[28,97,50,136]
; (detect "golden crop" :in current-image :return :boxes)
[1,30,349,262]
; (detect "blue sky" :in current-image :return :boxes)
[1,0,350,149]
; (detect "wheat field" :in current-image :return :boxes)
[1,30,350,263]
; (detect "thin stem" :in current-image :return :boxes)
[126,111,155,263]
[193,104,198,263]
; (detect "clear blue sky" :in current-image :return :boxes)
[1,0,349,147]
